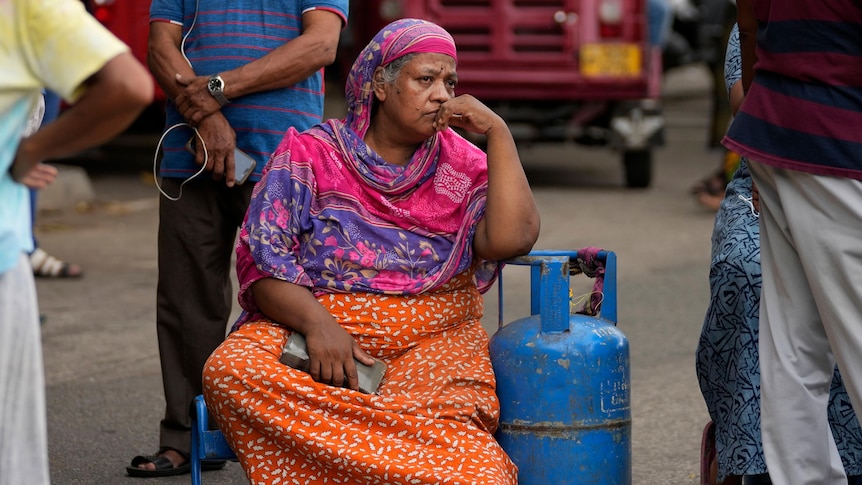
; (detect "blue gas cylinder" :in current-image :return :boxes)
[490,249,630,485]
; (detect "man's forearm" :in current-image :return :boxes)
[220,36,335,99]
[218,10,342,100]
[15,53,152,167]
[736,0,757,94]
[147,22,197,102]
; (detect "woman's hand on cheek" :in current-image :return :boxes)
[435,95,504,136]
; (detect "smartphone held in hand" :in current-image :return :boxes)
[185,136,257,185]
[280,332,387,394]
[231,147,257,185]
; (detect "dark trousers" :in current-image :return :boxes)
[156,177,253,455]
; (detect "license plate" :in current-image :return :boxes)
[580,43,642,77]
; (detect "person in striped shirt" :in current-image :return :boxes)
[723,1,862,483]
[128,0,348,477]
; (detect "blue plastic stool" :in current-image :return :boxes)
[191,394,237,485]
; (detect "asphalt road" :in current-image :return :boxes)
[36,64,721,484]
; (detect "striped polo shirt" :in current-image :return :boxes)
[150,0,348,182]
[723,0,862,179]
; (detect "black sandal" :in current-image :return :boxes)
[126,454,191,477]
[126,450,226,478]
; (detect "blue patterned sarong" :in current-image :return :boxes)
[696,160,862,481]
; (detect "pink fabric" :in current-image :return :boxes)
[384,37,457,66]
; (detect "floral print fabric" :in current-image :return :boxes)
[233,124,495,328]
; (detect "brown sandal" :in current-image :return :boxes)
[701,421,743,485]
[701,421,717,485]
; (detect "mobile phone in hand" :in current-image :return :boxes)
[280,332,387,394]
[185,136,257,185]
[231,147,257,185]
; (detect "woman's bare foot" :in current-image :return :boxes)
[697,190,724,212]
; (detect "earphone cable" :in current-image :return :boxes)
[152,123,208,201]
[152,0,205,201]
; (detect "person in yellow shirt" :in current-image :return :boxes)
[0,0,152,482]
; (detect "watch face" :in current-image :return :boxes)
[207,75,228,105]
[208,77,222,93]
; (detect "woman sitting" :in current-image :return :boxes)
[202,18,541,484]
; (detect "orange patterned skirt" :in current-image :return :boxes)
[202,277,517,484]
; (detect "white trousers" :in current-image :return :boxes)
[750,161,862,485]
[0,253,49,485]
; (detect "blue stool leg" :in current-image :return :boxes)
[190,395,206,485]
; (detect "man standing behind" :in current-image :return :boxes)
[128,0,348,477]
[724,1,862,484]
[0,0,153,483]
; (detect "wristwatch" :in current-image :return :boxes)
[207,74,229,106]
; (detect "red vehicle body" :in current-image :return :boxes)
[344,0,665,187]
[86,0,164,102]
[83,0,166,130]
